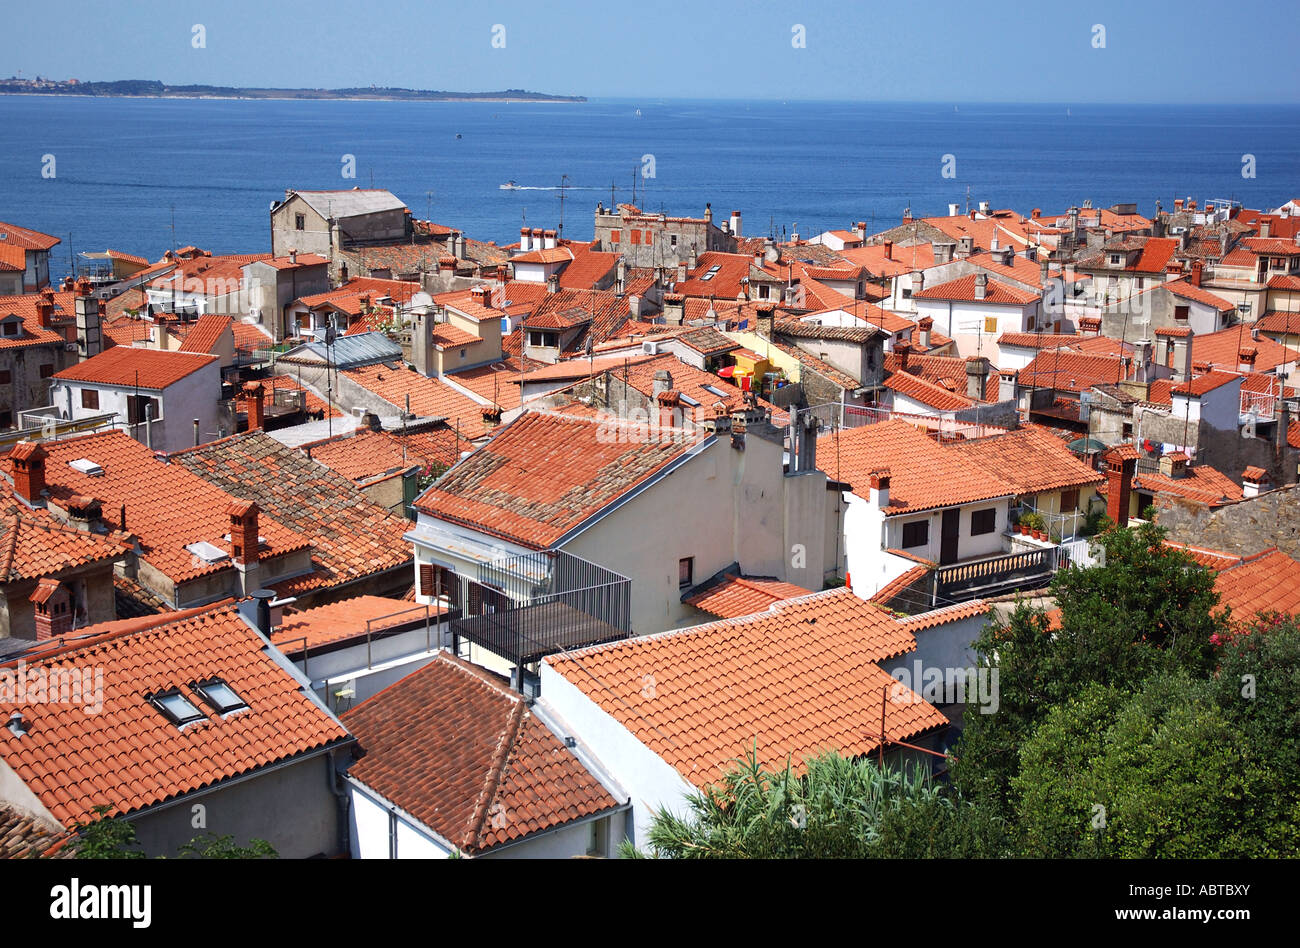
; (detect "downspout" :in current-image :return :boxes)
[328,746,352,857]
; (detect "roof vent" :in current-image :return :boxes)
[185,541,229,564]
[68,458,104,476]
[7,712,26,737]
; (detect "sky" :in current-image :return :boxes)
[3,0,1299,104]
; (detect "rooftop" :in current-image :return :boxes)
[53,346,217,390]
[684,574,813,619]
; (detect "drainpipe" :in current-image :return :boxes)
[193,418,200,447]
[328,747,352,857]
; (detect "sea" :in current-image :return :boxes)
[2,96,1298,266]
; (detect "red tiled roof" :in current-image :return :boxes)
[1161,541,1244,571]
[1163,280,1235,312]
[415,411,700,549]
[273,595,441,654]
[684,574,812,619]
[0,505,124,581]
[1153,326,1194,337]
[546,588,947,789]
[0,221,60,251]
[35,431,310,583]
[0,601,349,828]
[344,363,490,439]
[1018,350,1125,393]
[177,313,232,354]
[1191,326,1299,373]
[105,249,150,267]
[601,352,786,424]
[260,253,329,270]
[0,290,76,350]
[430,322,481,349]
[1132,463,1243,507]
[883,351,998,401]
[868,564,931,608]
[306,429,423,484]
[1170,370,1239,397]
[1214,549,1300,622]
[1266,274,1300,291]
[914,273,1039,305]
[172,430,413,597]
[1255,311,1300,335]
[343,652,620,853]
[883,370,974,411]
[53,347,216,390]
[0,243,25,271]
[297,277,422,311]
[818,419,1014,514]
[947,427,1104,495]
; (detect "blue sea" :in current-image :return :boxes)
[2,96,1298,265]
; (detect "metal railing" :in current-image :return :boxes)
[279,603,438,680]
[935,547,1060,599]
[449,550,631,683]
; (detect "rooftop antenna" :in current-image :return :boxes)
[558,174,570,237]
[425,190,433,222]
[610,179,617,207]
[631,166,636,207]
[170,205,177,253]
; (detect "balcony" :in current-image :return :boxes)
[935,546,1065,600]
[449,550,631,686]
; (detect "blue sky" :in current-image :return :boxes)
[4,0,1298,103]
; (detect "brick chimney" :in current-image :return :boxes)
[9,441,48,505]
[1237,347,1258,373]
[471,285,492,308]
[755,303,776,339]
[438,254,457,272]
[868,469,891,509]
[227,500,260,566]
[656,389,681,430]
[31,579,72,641]
[883,240,893,260]
[895,341,912,371]
[1105,450,1136,527]
[35,295,54,328]
[1190,260,1203,288]
[242,381,266,430]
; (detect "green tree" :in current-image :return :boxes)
[70,806,145,859]
[174,832,277,859]
[627,746,1003,859]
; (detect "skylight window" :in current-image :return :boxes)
[149,689,206,726]
[702,385,728,398]
[699,265,721,282]
[193,678,248,715]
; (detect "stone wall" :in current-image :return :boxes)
[1156,482,1300,560]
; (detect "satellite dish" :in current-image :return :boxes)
[269,200,281,211]
[410,292,433,311]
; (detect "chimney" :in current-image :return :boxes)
[957,236,973,258]
[242,381,265,430]
[1105,450,1136,528]
[1190,260,1203,287]
[546,274,558,294]
[704,203,712,223]
[9,441,47,505]
[1134,338,1153,382]
[663,293,685,325]
[227,500,262,594]
[1241,466,1268,498]
[1260,218,1271,239]
[1158,452,1188,480]
[35,296,54,328]
[1032,208,1042,219]
[974,272,988,300]
[883,240,893,260]
[1238,346,1258,373]
[756,303,775,339]
[1174,199,1184,211]
[289,248,298,265]
[520,227,531,252]
[965,356,990,400]
[66,495,103,533]
[676,261,688,284]
[656,390,681,430]
[913,270,926,294]
[793,410,818,473]
[361,411,382,432]
[652,368,673,399]
[999,369,1018,403]
[543,229,557,250]
[947,203,960,217]
[616,259,627,295]
[730,211,742,237]
[917,317,932,350]
[438,254,457,273]
[855,221,867,239]
[991,234,1000,252]
[895,341,912,370]
[31,579,72,641]
[1079,316,1101,337]
[471,285,492,308]
[1172,335,1192,383]
[868,469,891,509]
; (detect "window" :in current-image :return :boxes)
[1237,302,1252,318]
[528,330,558,348]
[38,363,54,379]
[1,321,17,337]
[80,389,99,410]
[610,229,621,244]
[193,678,247,715]
[459,348,466,360]
[758,285,770,299]
[126,394,160,424]
[1109,254,1122,265]
[1174,305,1189,322]
[901,520,929,549]
[149,688,206,726]
[0,411,12,429]
[587,817,609,857]
[295,213,305,231]
[1060,488,1080,512]
[678,556,694,588]
[983,316,998,334]
[970,508,997,536]
[630,229,641,245]
[669,234,677,247]
[643,230,653,244]
[902,288,912,299]
[0,370,10,385]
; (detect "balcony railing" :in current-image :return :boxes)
[935,547,1061,600]
[449,550,631,684]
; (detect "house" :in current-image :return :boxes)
[173,430,416,607]
[0,475,124,641]
[343,651,627,858]
[17,430,315,609]
[913,272,1042,358]
[0,289,87,429]
[304,428,431,516]
[592,202,737,266]
[409,285,506,375]
[408,408,832,666]
[537,587,954,843]
[50,347,222,453]
[0,599,353,857]
[143,249,272,318]
[0,222,59,293]
[818,419,1017,598]
[241,253,331,342]
[271,189,411,276]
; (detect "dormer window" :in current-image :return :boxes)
[193,678,248,715]
[149,688,206,726]
[1,319,20,337]
[1109,255,1122,266]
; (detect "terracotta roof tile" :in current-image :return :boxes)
[172,431,413,597]
[0,601,349,828]
[0,221,60,251]
[883,370,974,411]
[53,347,216,390]
[914,273,1040,304]
[684,574,812,619]
[177,314,233,354]
[1170,370,1239,397]
[1130,463,1243,506]
[1191,326,1299,373]
[819,419,1014,514]
[546,588,947,788]
[0,290,75,351]
[344,364,490,439]
[273,595,442,654]
[947,427,1105,495]
[415,411,700,549]
[0,507,124,582]
[1214,549,1300,623]
[343,652,619,853]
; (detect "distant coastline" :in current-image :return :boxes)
[0,78,585,103]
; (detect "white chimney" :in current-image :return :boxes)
[730,210,742,237]
[947,203,960,217]
[868,470,891,509]
[974,272,988,300]
[520,227,531,252]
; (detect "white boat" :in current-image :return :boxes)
[499,180,520,190]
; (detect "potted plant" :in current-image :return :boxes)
[1020,512,1045,540]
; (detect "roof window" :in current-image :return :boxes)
[193,678,248,715]
[149,689,206,726]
